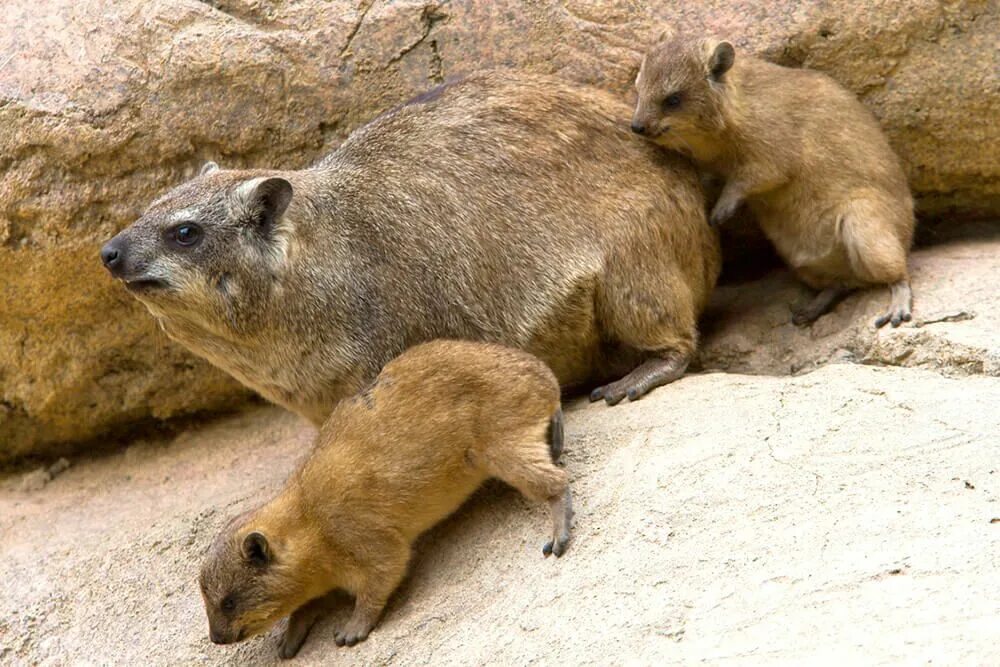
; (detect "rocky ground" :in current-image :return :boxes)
[2,226,999,665]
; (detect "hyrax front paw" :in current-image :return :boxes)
[334,618,374,647]
[278,628,307,660]
[709,198,740,227]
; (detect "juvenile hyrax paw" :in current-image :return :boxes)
[542,534,571,558]
[278,630,307,660]
[874,305,912,329]
[791,304,823,327]
[708,200,737,227]
[334,620,373,648]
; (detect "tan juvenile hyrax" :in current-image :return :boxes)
[199,340,572,658]
[632,36,916,327]
[101,72,720,413]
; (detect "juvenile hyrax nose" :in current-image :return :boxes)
[100,240,123,274]
[630,121,646,135]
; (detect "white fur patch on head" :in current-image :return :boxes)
[170,207,201,223]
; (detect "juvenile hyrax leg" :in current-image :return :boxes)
[590,351,689,406]
[279,597,328,659]
[791,286,853,326]
[840,204,912,328]
[543,488,574,558]
[709,180,747,227]
[335,543,410,647]
[481,429,573,557]
[875,280,913,329]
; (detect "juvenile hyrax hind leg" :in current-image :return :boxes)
[875,280,913,329]
[547,408,565,462]
[791,286,853,326]
[542,487,573,558]
[838,199,913,329]
[589,351,688,406]
[279,597,328,659]
[481,435,572,557]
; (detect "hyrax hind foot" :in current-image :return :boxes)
[791,286,852,326]
[589,353,689,406]
[542,488,573,558]
[874,280,913,329]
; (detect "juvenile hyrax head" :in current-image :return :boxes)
[100,162,293,335]
[632,36,736,144]
[199,524,303,645]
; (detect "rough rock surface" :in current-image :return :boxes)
[2,365,999,665]
[2,0,998,459]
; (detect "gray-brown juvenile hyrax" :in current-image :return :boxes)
[199,339,572,658]
[101,72,720,414]
[632,36,915,327]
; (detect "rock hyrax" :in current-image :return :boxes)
[100,72,720,417]
[199,340,572,658]
[633,36,915,327]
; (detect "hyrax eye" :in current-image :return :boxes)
[662,93,683,110]
[168,223,203,248]
[221,595,236,613]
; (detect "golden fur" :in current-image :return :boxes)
[199,340,572,658]
[633,36,915,327]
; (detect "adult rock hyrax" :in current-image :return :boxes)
[632,35,915,327]
[100,72,720,414]
[199,339,573,658]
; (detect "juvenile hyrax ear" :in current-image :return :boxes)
[233,177,294,235]
[652,26,674,44]
[708,41,735,81]
[241,531,271,567]
[200,161,220,176]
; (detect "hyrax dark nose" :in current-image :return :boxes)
[630,121,646,135]
[100,239,124,275]
[209,628,226,645]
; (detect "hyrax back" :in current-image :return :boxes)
[633,35,916,328]
[198,340,572,658]
[102,72,720,419]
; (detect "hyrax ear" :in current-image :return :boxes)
[199,161,220,177]
[233,177,293,235]
[241,531,271,567]
[652,26,674,44]
[708,41,735,81]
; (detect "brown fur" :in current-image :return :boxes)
[198,340,572,658]
[101,72,720,417]
[633,36,916,327]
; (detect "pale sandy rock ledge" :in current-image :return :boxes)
[2,362,998,665]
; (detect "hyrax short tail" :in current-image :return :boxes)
[547,408,565,462]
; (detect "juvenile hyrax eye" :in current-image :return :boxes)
[169,223,203,248]
[662,92,683,110]
[221,595,236,613]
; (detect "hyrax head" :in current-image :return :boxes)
[199,522,305,646]
[100,162,293,334]
[632,34,736,145]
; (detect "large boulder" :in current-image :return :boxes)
[2,0,997,461]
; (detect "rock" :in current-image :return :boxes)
[2,362,998,663]
[18,467,51,493]
[1,0,997,461]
